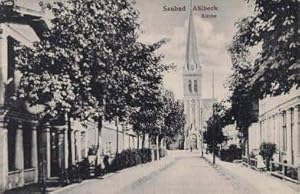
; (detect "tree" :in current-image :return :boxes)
[14,0,169,174]
[226,0,299,158]
[226,51,258,157]
[129,89,184,160]
[231,0,299,98]
[160,90,185,147]
[204,102,233,164]
[129,87,164,144]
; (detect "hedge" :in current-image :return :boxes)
[109,148,152,172]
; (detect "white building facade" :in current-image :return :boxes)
[248,88,300,166]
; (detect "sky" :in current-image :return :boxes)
[134,0,253,100]
[15,0,253,100]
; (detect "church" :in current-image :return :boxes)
[183,1,216,150]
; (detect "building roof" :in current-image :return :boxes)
[0,2,49,38]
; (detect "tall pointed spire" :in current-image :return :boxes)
[185,0,201,71]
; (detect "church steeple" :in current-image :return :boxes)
[183,0,202,150]
[185,0,201,72]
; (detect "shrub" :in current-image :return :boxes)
[88,145,98,155]
[259,142,276,170]
[259,142,276,160]
[220,144,242,162]
[141,148,152,163]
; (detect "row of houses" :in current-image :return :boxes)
[0,4,150,192]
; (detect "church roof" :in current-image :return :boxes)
[185,0,201,71]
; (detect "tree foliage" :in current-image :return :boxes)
[204,102,234,152]
[129,89,185,144]
[226,0,298,146]
[231,0,299,98]
[14,0,169,127]
[161,90,185,144]
[226,55,258,139]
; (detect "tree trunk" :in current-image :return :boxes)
[159,137,164,150]
[97,116,103,164]
[212,140,216,164]
[115,117,119,154]
[137,133,140,149]
[122,125,125,150]
[201,130,204,157]
[246,137,250,164]
[142,132,145,149]
[67,113,72,167]
[156,135,160,160]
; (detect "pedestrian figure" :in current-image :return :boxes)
[256,154,265,170]
[190,146,193,152]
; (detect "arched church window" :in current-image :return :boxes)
[188,80,192,93]
[190,64,195,71]
[194,80,198,92]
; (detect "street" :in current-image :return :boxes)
[51,151,298,194]
[121,151,258,194]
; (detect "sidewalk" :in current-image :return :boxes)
[203,153,300,194]
[48,155,174,194]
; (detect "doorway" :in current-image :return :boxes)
[191,134,197,149]
[50,129,60,177]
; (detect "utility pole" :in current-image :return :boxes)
[212,70,215,100]
[212,69,216,164]
[200,108,204,157]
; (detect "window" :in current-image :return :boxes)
[50,129,59,177]
[282,112,287,151]
[194,80,198,93]
[7,37,15,79]
[263,120,266,141]
[188,80,192,93]
[260,121,262,143]
[7,120,17,171]
[81,132,86,158]
[272,116,276,144]
[5,37,16,106]
[23,123,32,169]
[106,142,112,155]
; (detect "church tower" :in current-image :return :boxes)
[183,0,202,150]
